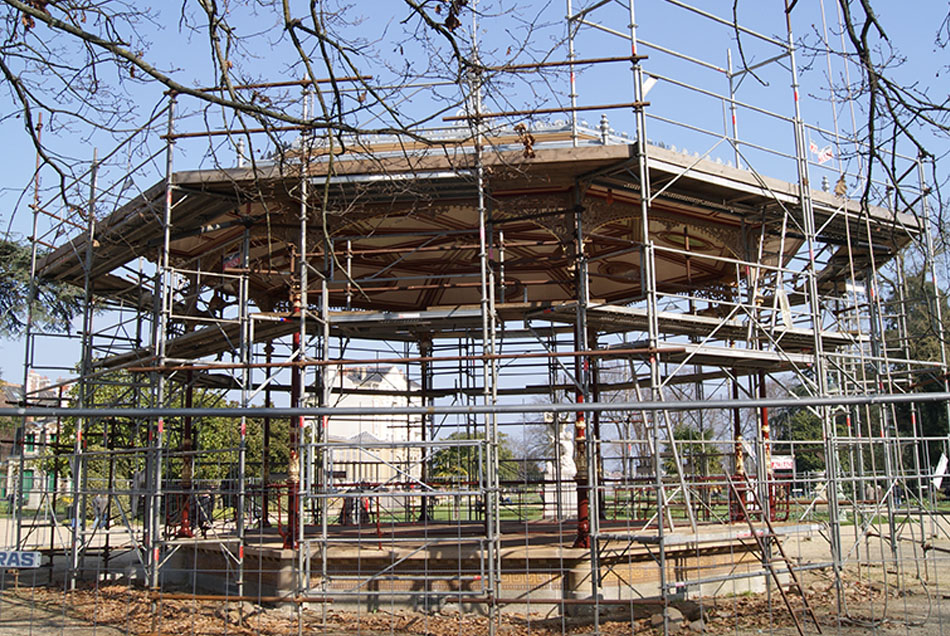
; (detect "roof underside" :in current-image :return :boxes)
[39,135,916,318]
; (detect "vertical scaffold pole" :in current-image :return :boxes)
[287,86,310,556]
[571,196,591,551]
[17,113,44,554]
[469,14,500,627]
[150,93,176,601]
[236,225,251,600]
[418,339,433,522]
[784,2,843,617]
[866,267,900,560]
[627,1,670,630]
[918,156,950,452]
[566,0,579,147]
[66,147,97,587]
[263,342,273,526]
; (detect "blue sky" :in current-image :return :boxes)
[0,0,947,385]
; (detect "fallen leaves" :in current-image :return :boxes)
[2,565,925,636]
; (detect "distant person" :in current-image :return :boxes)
[131,470,146,520]
[196,492,213,538]
[93,494,108,530]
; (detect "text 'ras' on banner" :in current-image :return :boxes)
[0,551,42,568]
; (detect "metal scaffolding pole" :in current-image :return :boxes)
[784,6,844,618]
[571,195,591,550]
[9,4,950,635]
[16,114,45,556]
[147,95,176,600]
[919,156,950,447]
[236,224,251,600]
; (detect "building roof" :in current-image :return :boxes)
[37,121,916,315]
[0,382,20,409]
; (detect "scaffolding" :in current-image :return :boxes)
[5,1,950,635]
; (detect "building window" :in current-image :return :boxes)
[22,470,34,494]
[25,433,35,453]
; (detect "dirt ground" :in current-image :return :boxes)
[1,515,948,635]
[0,589,126,635]
[0,563,947,636]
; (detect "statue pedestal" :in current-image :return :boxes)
[542,481,578,519]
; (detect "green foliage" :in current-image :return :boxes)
[429,431,521,483]
[0,416,14,449]
[242,416,291,481]
[772,406,826,474]
[884,270,950,366]
[0,380,16,463]
[45,373,289,487]
[662,424,722,477]
[886,268,950,467]
[0,239,83,337]
[766,265,950,477]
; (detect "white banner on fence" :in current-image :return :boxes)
[771,455,794,472]
[933,453,949,491]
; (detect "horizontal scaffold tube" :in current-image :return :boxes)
[2,392,949,419]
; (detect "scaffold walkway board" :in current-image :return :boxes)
[94,301,838,372]
[532,302,866,351]
[94,305,507,370]
[660,342,814,371]
[600,522,820,547]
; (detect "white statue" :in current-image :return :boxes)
[542,418,578,518]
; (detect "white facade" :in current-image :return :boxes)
[1,373,67,510]
[316,366,424,495]
[324,366,422,443]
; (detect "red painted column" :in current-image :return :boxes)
[573,359,590,549]
[285,298,302,549]
[177,374,194,538]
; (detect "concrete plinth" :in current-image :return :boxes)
[167,521,812,616]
